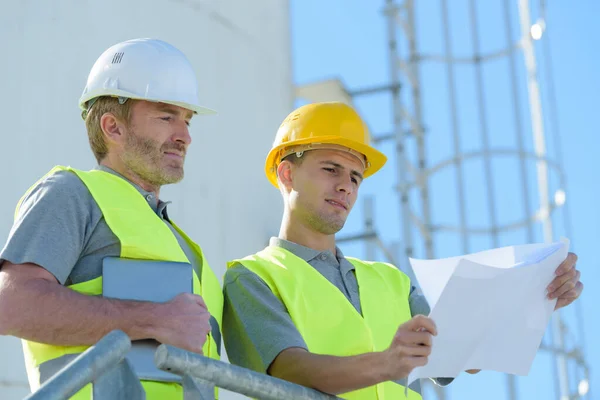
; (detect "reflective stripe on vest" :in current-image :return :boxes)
[228,246,423,400]
[18,166,224,399]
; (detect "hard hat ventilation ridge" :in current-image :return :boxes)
[111,52,124,64]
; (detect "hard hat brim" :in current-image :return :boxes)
[79,89,217,115]
[265,135,388,188]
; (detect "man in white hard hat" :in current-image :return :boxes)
[0,38,223,399]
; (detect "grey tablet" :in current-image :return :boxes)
[102,257,193,383]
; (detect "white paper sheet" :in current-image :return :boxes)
[406,239,569,385]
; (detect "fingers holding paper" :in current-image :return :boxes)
[547,252,583,310]
[382,315,437,380]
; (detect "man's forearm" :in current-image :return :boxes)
[0,277,160,346]
[268,347,389,395]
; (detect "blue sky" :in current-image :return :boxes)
[290,1,599,399]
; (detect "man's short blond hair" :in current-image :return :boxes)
[84,97,134,162]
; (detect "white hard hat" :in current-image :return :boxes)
[79,38,216,118]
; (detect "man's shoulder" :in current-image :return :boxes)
[31,168,90,194]
[224,260,259,285]
[17,168,95,214]
[224,247,277,286]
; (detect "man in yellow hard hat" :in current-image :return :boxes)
[0,38,223,399]
[222,101,583,399]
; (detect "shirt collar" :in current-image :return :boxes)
[269,237,350,268]
[95,165,171,218]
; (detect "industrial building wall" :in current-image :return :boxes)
[0,1,293,398]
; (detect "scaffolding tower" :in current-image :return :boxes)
[332,0,590,399]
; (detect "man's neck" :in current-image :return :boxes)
[100,158,160,199]
[278,213,336,254]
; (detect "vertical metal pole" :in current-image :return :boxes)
[517,1,569,399]
[385,0,414,262]
[468,0,499,249]
[541,17,588,378]
[93,359,145,400]
[405,0,434,259]
[503,0,535,244]
[507,374,518,400]
[440,0,469,255]
[182,375,215,400]
[364,196,377,260]
[517,0,553,242]
[503,1,535,396]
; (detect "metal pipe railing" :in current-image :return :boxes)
[24,330,133,400]
[24,330,346,400]
[155,344,342,400]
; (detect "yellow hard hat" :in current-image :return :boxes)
[265,102,388,187]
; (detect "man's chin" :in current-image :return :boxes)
[163,174,184,185]
[321,221,346,236]
[152,172,184,186]
[162,165,185,182]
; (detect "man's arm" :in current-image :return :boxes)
[268,349,392,395]
[268,316,436,395]
[0,261,212,353]
[0,171,211,353]
[223,266,436,396]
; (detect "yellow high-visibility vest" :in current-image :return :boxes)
[18,166,223,400]
[229,245,422,400]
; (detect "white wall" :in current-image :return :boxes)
[0,1,293,398]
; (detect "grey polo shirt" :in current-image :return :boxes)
[223,237,453,391]
[0,165,202,286]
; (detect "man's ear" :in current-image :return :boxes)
[100,113,127,145]
[277,160,294,190]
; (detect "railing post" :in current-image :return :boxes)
[182,375,215,400]
[24,330,132,400]
[92,358,145,400]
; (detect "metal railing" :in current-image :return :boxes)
[24,330,341,400]
[155,344,340,400]
[24,330,144,400]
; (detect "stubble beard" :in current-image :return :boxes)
[121,129,185,187]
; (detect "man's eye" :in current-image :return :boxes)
[323,168,335,173]
[160,117,172,122]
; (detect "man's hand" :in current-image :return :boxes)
[153,293,212,354]
[547,252,583,310]
[381,315,437,381]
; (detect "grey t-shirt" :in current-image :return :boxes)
[0,165,202,285]
[223,237,453,391]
